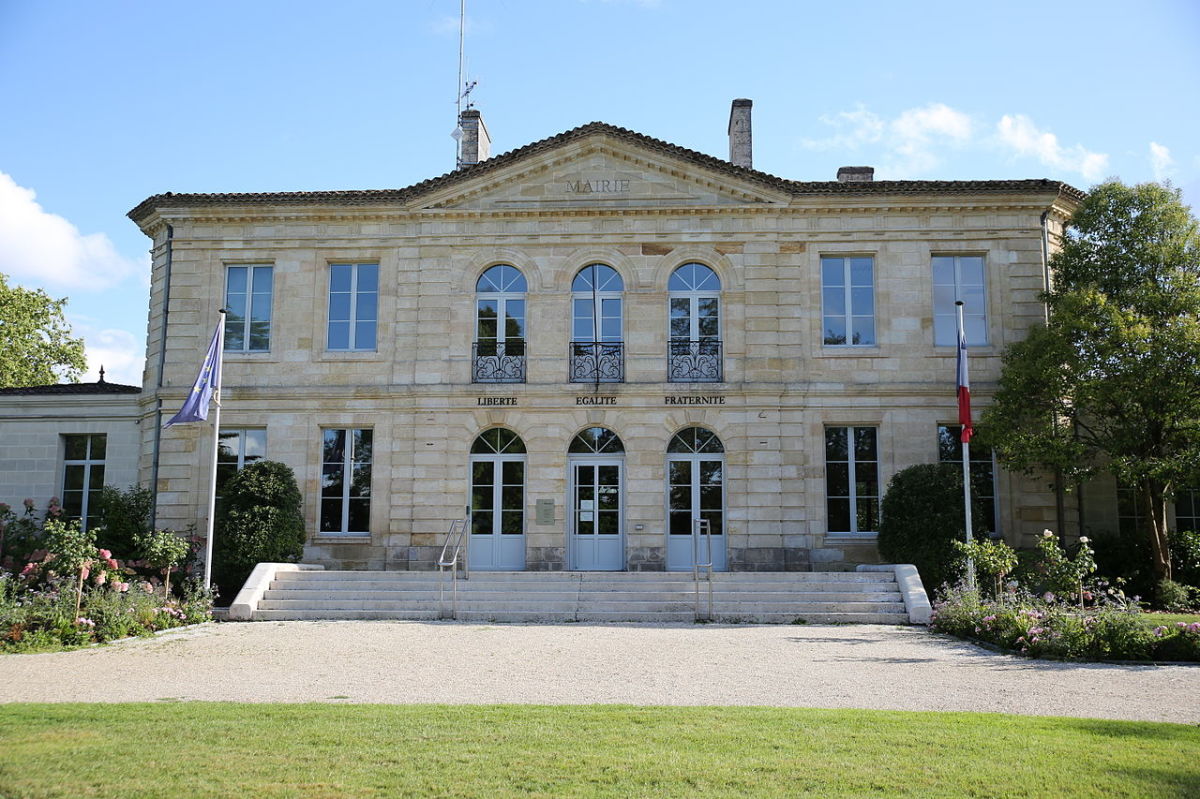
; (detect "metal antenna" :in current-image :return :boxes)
[452,0,465,166]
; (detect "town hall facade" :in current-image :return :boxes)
[124,101,1091,572]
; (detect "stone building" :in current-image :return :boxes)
[125,100,1097,573]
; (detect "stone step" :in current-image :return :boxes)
[261,588,901,604]
[271,570,897,584]
[269,577,900,594]
[257,597,906,614]
[249,608,911,624]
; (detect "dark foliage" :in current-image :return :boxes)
[213,461,305,602]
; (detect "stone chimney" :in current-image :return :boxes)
[728,99,753,169]
[837,166,875,182]
[458,109,491,168]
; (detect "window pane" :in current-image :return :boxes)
[850,258,873,286]
[245,430,267,460]
[330,265,352,292]
[64,464,85,491]
[502,460,524,485]
[825,427,848,460]
[320,499,342,532]
[472,511,494,535]
[502,486,523,511]
[959,257,985,286]
[821,258,844,288]
[823,287,845,317]
[350,464,371,498]
[250,292,271,323]
[251,266,273,294]
[851,287,874,315]
[931,257,954,285]
[327,322,350,350]
[854,427,877,459]
[353,430,372,463]
[323,429,345,463]
[357,265,379,293]
[501,511,523,534]
[699,460,723,485]
[473,460,495,484]
[669,486,690,511]
[857,498,879,532]
[226,267,247,294]
[473,487,494,511]
[823,317,847,346]
[828,498,851,532]
[328,293,352,322]
[826,463,849,497]
[354,320,376,349]
[668,461,691,484]
[597,511,618,533]
[356,291,378,322]
[700,485,722,511]
[347,499,369,532]
[670,511,692,535]
[88,465,106,489]
[852,317,875,345]
[64,435,88,460]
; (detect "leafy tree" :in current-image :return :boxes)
[213,461,305,601]
[136,528,190,598]
[0,272,86,387]
[981,180,1200,582]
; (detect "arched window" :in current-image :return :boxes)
[668,263,722,382]
[474,264,526,383]
[568,426,625,454]
[570,265,624,383]
[469,428,527,570]
[666,427,726,570]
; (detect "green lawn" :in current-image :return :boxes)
[0,704,1196,798]
[1142,612,1200,626]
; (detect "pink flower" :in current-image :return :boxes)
[1042,592,1055,602]
[98,549,111,559]
[22,498,34,509]
[48,496,60,505]
[93,572,107,586]
[106,558,118,570]
[0,502,10,512]
[1153,626,1167,638]
[19,562,36,576]
[116,582,129,593]
[80,567,90,580]
[140,582,153,594]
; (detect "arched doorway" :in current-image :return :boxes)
[666,427,726,571]
[568,427,625,570]
[469,428,526,570]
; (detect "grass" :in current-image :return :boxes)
[1142,612,1200,625]
[0,704,1197,798]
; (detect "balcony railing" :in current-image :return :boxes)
[668,339,723,383]
[569,341,624,384]
[473,341,526,383]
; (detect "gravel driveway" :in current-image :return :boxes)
[1,621,1195,723]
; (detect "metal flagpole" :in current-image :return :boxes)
[202,309,227,591]
[956,301,976,590]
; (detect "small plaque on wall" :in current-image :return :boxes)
[535,499,555,525]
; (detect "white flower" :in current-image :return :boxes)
[1079,536,1089,543]
[1043,529,1054,537]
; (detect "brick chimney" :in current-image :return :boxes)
[458,109,491,168]
[728,99,753,169]
[837,166,875,182]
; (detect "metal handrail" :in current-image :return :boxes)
[691,518,714,621]
[437,518,469,619]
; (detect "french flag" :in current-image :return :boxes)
[956,311,973,443]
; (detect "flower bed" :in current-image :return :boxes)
[932,587,1200,662]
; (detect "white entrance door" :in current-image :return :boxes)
[570,459,624,570]
[468,429,527,571]
[665,427,727,571]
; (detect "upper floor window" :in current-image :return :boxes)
[933,255,987,346]
[668,263,722,382]
[474,265,526,383]
[1176,486,1199,532]
[822,256,875,346]
[328,263,378,351]
[61,434,105,532]
[570,265,624,383]
[225,265,273,352]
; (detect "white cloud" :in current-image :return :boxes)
[801,103,973,178]
[72,321,145,388]
[995,115,1109,181]
[0,172,145,290]
[1149,141,1174,181]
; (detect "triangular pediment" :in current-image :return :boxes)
[413,131,790,211]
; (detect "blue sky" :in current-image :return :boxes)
[2,0,1197,386]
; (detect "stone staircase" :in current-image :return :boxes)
[245,569,914,624]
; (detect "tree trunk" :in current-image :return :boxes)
[1142,481,1173,582]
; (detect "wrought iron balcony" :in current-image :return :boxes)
[569,341,624,384]
[472,341,526,383]
[667,339,723,383]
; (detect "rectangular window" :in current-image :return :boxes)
[932,255,987,346]
[825,426,879,535]
[320,428,372,534]
[62,434,106,532]
[224,264,273,352]
[821,256,875,346]
[1118,484,1144,537]
[327,263,378,351]
[938,425,999,535]
[216,428,267,497]
[1176,487,1199,532]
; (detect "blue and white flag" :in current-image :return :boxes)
[165,321,223,426]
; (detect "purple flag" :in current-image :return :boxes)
[165,321,222,426]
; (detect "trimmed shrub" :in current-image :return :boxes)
[877,463,989,594]
[1170,528,1200,588]
[213,461,305,602]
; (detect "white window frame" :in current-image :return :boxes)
[320,428,372,535]
[61,434,106,532]
[938,424,1000,536]
[224,264,273,352]
[327,263,379,352]
[824,426,879,536]
[572,264,624,343]
[1175,486,1200,532]
[821,255,875,347]
[475,265,527,349]
[217,428,267,496]
[932,254,987,346]
[667,263,722,343]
